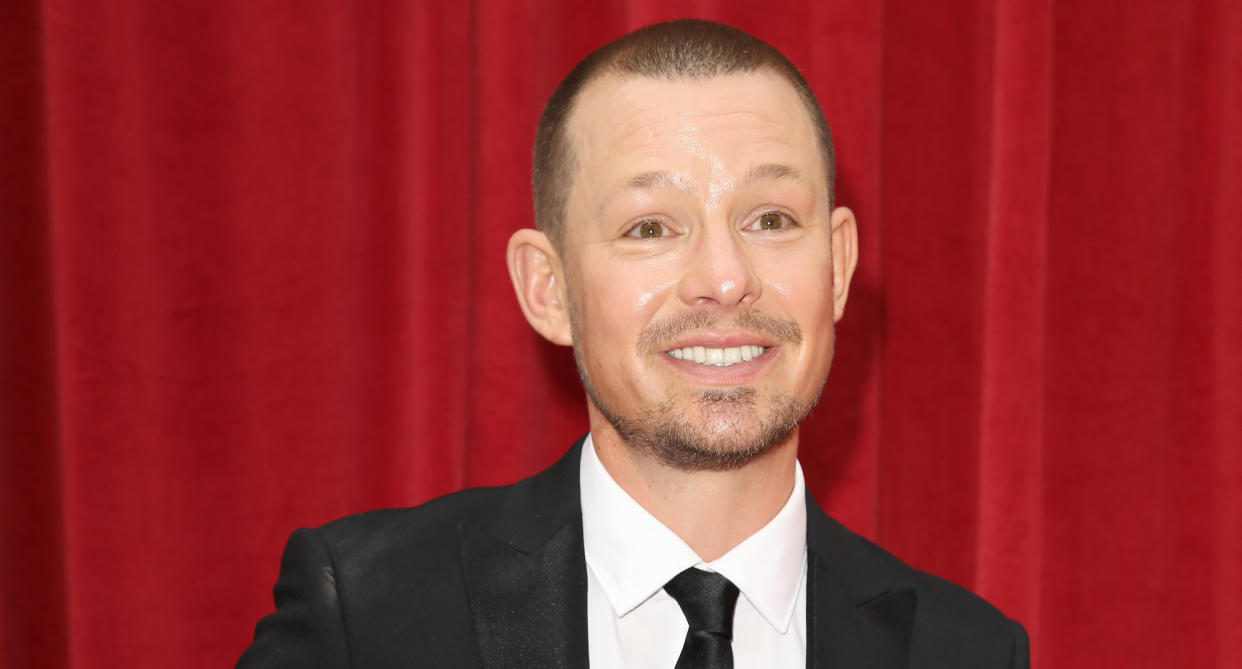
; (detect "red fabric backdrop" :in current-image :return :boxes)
[2,1,1239,667]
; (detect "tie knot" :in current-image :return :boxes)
[664,568,740,637]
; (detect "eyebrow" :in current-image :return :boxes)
[624,170,697,193]
[737,162,809,187]
[598,162,809,215]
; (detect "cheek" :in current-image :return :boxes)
[575,262,678,361]
[632,275,679,315]
[586,261,679,320]
[636,289,658,309]
[760,250,834,315]
[768,276,793,299]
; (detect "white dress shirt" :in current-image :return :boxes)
[580,434,807,668]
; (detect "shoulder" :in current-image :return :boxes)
[311,437,584,573]
[313,484,508,570]
[301,484,517,608]
[238,438,572,668]
[901,555,1027,666]
[807,505,1029,667]
[870,534,1018,638]
[238,484,524,668]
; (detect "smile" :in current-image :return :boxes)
[666,345,768,367]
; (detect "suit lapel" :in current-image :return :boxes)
[456,440,917,668]
[458,439,590,669]
[806,494,915,669]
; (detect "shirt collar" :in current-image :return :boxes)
[579,433,807,633]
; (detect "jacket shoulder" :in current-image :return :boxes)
[237,484,516,669]
[809,507,1029,667]
[316,484,507,562]
[314,484,516,617]
[902,560,1028,666]
[316,438,585,566]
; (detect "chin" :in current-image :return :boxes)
[592,385,813,472]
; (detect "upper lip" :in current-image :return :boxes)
[660,331,777,351]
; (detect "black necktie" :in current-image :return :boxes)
[664,568,741,669]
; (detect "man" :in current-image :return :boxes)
[238,19,1028,668]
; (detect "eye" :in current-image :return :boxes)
[625,219,667,239]
[748,210,794,231]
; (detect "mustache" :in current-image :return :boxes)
[636,308,802,353]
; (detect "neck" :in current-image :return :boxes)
[588,412,799,562]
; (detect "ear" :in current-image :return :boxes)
[828,206,859,323]
[507,228,573,346]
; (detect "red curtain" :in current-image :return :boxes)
[3,1,1239,667]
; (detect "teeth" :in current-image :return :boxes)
[667,345,767,367]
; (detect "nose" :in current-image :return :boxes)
[676,223,762,309]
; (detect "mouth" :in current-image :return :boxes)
[666,345,769,367]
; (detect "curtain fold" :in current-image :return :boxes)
[2,1,1239,667]
[974,0,1052,637]
[0,2,70,667]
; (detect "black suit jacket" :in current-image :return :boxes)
[237,438,1029,668]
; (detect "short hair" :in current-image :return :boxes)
[531,18,836,250]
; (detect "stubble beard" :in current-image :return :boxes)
[570,306,829,472]
[582,375,817,471]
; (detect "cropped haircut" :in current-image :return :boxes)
[531,19,836,250]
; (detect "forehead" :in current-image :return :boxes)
[564,71,825,213]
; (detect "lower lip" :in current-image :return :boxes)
[660,347,779,384]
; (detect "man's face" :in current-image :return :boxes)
[557,71,856,470]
